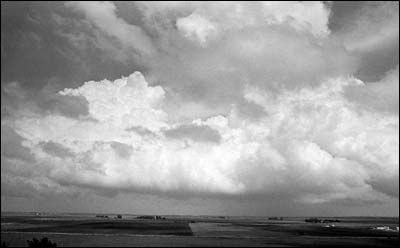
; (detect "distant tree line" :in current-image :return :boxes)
[1,237,57,248]
[27,238,57,248]
[305,218,341,223]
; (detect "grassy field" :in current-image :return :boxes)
[3,219,192,236]
[1,213,398,247]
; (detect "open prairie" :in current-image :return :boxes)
[1,213,398,247]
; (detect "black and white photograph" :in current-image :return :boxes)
[1,1,399,247]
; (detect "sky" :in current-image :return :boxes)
[1,1,399,216]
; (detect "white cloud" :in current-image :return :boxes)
[61,1,355,122]
[145,22,355,123]
[2,2,398,211]
[175,1,331,45]
[59,71,167,131]
[8,72,398,203]
[176,13,218,45]
[261,1,331,37]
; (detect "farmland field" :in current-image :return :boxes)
[1,212,398,247]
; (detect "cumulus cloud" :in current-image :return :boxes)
[177,13,218,45]
[59,71,167,131]
[133,2,356,123]
[59,2,355,121]
[2,2,398,211]
[175,1,330,45]
[6,71,398,203]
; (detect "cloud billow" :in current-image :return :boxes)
[7,71,398,203]
[1,2,398,211]
[164,124,221,144]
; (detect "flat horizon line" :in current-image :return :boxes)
[1,211,398,218]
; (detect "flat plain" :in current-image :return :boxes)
[1,212,398,247]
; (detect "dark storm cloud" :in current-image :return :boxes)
[39,141,75,158]
[40,94,90,118]
[234,100,268,120]
[110,142,133,158]
[1,80,89,119]
[1,125,35,162]
[367,174,399,198]
[0,176,42,198]
[354,36,399,82]
[329,1,399,82]
[125,126,156,136]
[164,124,221,143]
[1,82,26,119]
[1,1,147,93]
[1,181,33,198]
[344,66,398,113]
[1,2,82,89]
[328,1,364,32]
